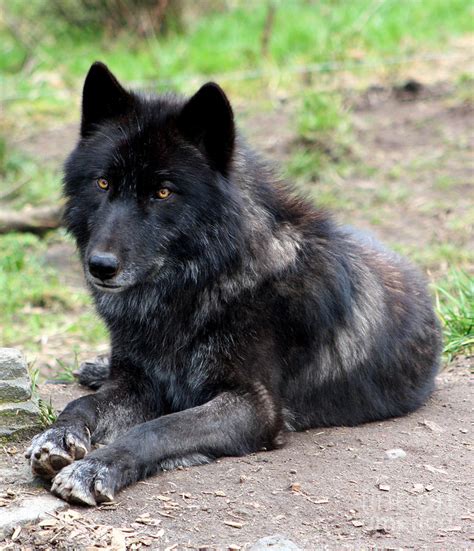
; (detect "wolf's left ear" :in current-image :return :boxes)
[178,82,235,174]
[81,62,133,137]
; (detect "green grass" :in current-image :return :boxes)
[0,232,107,354]
[0,141,62,209]
[286,90,354,184]
[1,0,473,131]
[435,271,474,362]
[30,367,58,426]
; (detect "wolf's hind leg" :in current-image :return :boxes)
[74,355,110,389]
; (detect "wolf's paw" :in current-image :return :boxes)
[51,458,116,506]
[25,426,90,480]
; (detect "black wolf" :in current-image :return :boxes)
[26,62,442,505]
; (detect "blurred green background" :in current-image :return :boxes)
[0,0,472,378]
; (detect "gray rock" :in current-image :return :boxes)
[0,349,28,380]
[0,495,67,539]
[249,535,302,551]
[0,401,41,441]
[0,378,32,403]
[385,448,407,460]
[0,349,40,442]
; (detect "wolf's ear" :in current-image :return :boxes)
[81,62,133,137]
[178,82,235,174]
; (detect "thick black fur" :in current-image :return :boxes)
[26,62,442,506]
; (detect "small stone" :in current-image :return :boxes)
[385,448,406,460]
[352,520,364,527]
[378,484,391,492]
[0,348,41,442]
[412,483,425,494]
[0,495,67,538]
[248,535,302,550]
[0,401,40,441]
[289,469,297,474]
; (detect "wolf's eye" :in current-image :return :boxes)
[97,178,109,191]
[156,187,172,200]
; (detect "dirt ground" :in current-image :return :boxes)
[1,80,473,549]
[0,364,472,549]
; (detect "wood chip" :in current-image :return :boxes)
[110,528,126,551]
[378,484,391,492]
[419,419,445,432]
[224,521,244,529]
[306,497,329,504]
[38,519,58,528]
[290,482,301,492]
[424,464,448,475]
[11,526,21,541]
[351,520,364,527]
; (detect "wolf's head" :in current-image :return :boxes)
[64,62,244,294]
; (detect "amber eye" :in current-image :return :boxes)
[156,187,172,200]
[97,178,109,191]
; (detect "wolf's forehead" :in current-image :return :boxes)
[110,122,173,167]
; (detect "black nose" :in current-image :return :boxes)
[88,253,120,280]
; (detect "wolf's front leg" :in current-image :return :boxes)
[26,379,152,481]
[51,391,280,506]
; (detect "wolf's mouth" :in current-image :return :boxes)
[92,281,125,293]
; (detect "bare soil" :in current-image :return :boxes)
[0,364,472,549]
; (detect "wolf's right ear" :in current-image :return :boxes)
[81,62,133,137]
[178,82,235,174]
